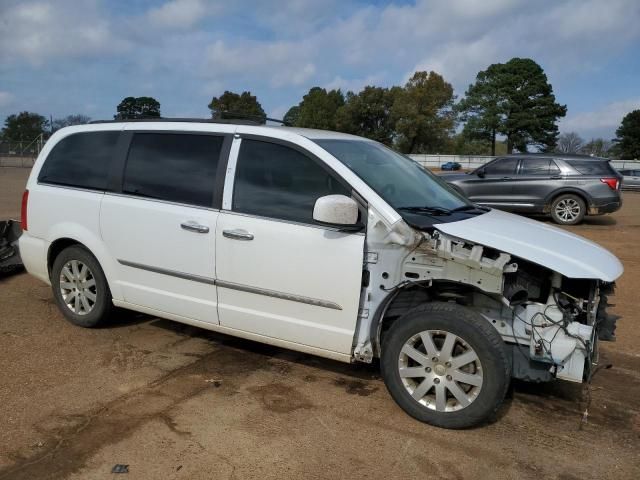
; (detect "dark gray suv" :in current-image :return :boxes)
[441,154,622,225]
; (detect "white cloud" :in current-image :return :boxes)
[147,0,219,30]
[205,40,316,88]
[0,0,127,65]
[560,98,640,139]
[1,0,640,125]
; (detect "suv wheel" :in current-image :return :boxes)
[51,245,112,327]
[380,302,510,429]
[550,194,586,225]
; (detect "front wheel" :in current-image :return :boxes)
[380,302,510,429]
[550,194,586,225]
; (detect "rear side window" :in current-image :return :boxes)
[123,133,224,207]
[520,158,552,175]
[38,131,119,190]
[484,158,517,175]
[233,139,350,224]
[565,160,614,176]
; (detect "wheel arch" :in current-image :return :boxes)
[544,189,592,213]
[46,233,122,301]
[371,280,495,357]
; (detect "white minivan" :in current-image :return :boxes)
[19,119,623,428]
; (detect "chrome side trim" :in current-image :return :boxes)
[117,260,342,310]
[215,279,342,310]
[477,202,535,207]
[118,260,216,285]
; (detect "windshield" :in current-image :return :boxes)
[314,139,472,212]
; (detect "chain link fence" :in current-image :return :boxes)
[0,134,45,157]
[0,135,44,167]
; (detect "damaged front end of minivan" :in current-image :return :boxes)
[353,206,622,387]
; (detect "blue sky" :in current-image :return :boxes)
[1,0,639,140]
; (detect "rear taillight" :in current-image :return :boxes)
[600,177,619,190]
[21,189,29,231]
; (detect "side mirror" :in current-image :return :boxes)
[476,168,486,178]
[313,195,360,230]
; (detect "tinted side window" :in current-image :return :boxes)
[233,139,350,224]
[520,158,551,175]
[38,131,119,190]
[484,158,517,175]
[123,133,223,207]
[565,160,614,176]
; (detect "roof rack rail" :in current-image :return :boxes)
[89,113,291,126]
[89,117,261,125]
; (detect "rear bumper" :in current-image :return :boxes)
[588,197,622,215]
[18,233,50,285]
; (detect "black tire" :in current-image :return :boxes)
[380,302,510,429]
[51,245,112,328]
[550,194,586,225]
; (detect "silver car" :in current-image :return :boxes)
[619,169,640,191]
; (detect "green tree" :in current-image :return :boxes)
[114,96,161,120]
[51,114,91,132]
[208,91,266,123]
[1,111,49,141]
[335,86,399,145]
[290,87,345,130]
[613,110,640,159]
[458,58,566,153]
[283,105,300,126]
[391,71,456,153]
[445,132,493,155]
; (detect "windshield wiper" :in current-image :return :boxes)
[450,204,490,213]
[397,206,453,215]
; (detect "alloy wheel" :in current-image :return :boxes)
[59,259,97,315]
[398,330,483,412]
[554,198,581,222]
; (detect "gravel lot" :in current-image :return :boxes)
[1,167,638,480]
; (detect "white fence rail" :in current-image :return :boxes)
[408,154,640,171]
[0,156,36,167]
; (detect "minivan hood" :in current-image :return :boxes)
[434,209,623,282]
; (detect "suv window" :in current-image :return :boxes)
[123,133,224,207]
[484,158,517,175]
[233,139,350,224]
[38,131,119,190]
[520,158,551,175]
[565,160,614,176]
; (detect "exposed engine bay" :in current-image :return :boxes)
[353,207,621,385]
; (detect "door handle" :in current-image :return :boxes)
[223,229,254,241]
[501,176,512,180]
[181,221,210,234]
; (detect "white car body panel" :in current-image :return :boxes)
[435,209,623,282]
[100,194,220,324]
[215,211,365,355]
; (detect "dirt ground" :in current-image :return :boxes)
[1,166,638,480]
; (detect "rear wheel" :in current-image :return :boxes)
[380,302,510,429]
[51,245,112,327]
[550,194,586,225]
